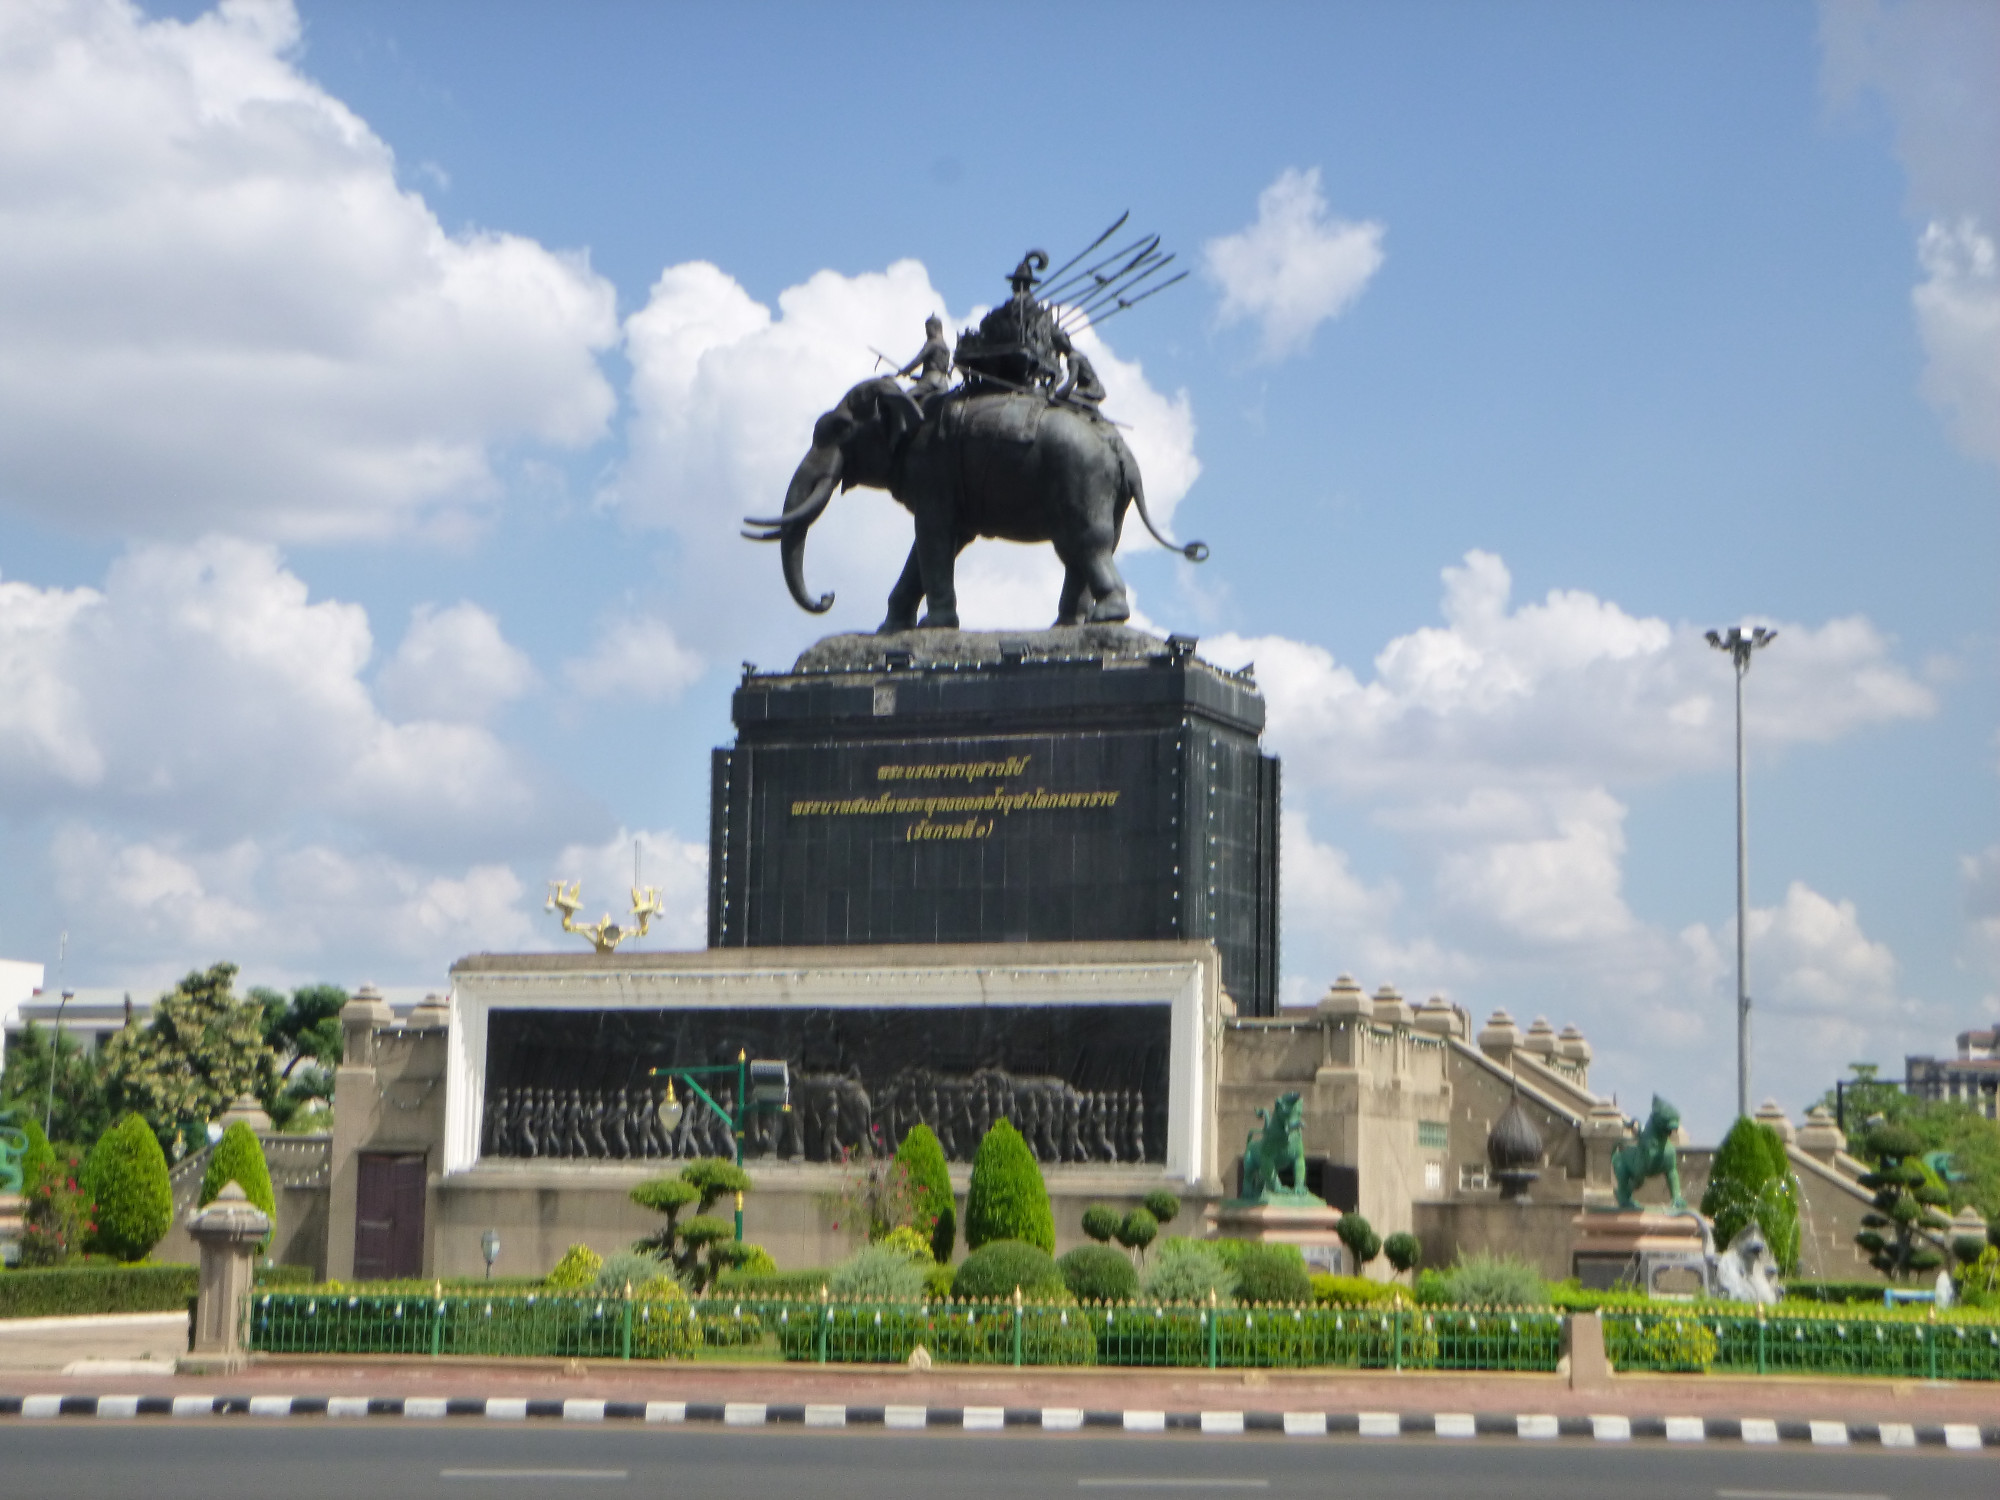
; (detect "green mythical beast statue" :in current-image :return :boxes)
[1239,1091,1316,1202]
[1612,1095,1686,1211]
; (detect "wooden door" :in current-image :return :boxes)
[354,1152,426,1279]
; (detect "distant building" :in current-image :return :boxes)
[1905,1026,2000,1119]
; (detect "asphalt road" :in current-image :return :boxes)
[0,1425,1991,1500]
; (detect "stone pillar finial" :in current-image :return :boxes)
[1753,1098,1796,1145]
[183,1181,271,1373]
[1371,984,1413,1027]
[1521,1016,1558,1059]
[1316,974,1369,1019]
[1476,1009,1521,1063]
[1796,1103,1846,1162]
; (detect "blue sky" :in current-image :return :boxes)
[0,0,1993,1139]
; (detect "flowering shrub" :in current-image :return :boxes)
[19,1156,92,1267]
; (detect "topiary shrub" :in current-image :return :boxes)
[829,1243,930,1302]
[546,1243,604,1291]
[595,1251,671,1292]
[630,1161,755,1288]
[877,1224,935,1264]
[892,1123,956,1263]
[1228,1242,1312,1304]
[1115,1206,1158,1258]
[1141,1189,1181,1227]
[1336,1212,1380,1272]
[711,1241,777,1277]
[1059,1243,1140,1303]
[963,1119,1054,1254]
[1856,1123,1950,1279]
[1439,1251,1546,1307]
[951,1238,1067,1301]
[82,1113,172,1263]
[1384,1231,1422,1275]
[200,1121,276,1220]
[1141,1239,1237,1305]
[1702,1116,1800,1274]
[1313,1272,1412,1307]
[1080,1204,1122,1244]
[18,1115,56,1196]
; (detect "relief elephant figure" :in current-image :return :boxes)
[745,378,1206,630]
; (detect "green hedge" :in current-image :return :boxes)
[1784,1279,1893,1305]
[0,1262,312,1319]
[712,1268,834,1298]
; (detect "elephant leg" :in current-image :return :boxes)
[879,542,924,634]
[914,513,961,629]
[1082,542,1131,623]
[1055,565,1092,627]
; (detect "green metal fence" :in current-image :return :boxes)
[244,1289,1560,1372]
[1604,1306,2000,1381]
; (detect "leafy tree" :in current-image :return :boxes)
[1820,1064,2000,1222]
[1855,1122,1951,1279]
[1336,1213,1381,1272]
[1,1021,114,1145]
[963,1119,1054,1254]
[1383,1231,1423,1275]
[201,1121,276,1220]
[1701,1117,1801,1274]
[1141,1189,1181,1227]
[252,983,347,1129]
[102,964,278,1155]
[891,1123,955,1262]
[14,1114,56,1196]
[82,1113,173,1262]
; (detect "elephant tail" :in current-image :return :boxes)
[1121,437,1209,563]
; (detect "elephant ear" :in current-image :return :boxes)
[872,380,924,452]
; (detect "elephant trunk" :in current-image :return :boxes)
[777,445,841,614]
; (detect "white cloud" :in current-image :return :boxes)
[1912,219,2000,467]
[1965,844,2000,1011]
[1204,167,1384,363]
[0,0,617,540]
[0,536,566,856]
[563,615,704,703]
[612,258,1201,659]
[1819,0,2000,471]
[378,602,537,722]
[1208,551,1934,801]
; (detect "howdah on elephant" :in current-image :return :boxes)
[744,378,1205,630]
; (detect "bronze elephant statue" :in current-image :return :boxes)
[745,379,1204,630]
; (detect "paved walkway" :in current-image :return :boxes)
[0,1312,188,1372]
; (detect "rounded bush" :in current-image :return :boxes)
[1141,1239,1237,1305]
[82,1113,172,1263]
[1080,1205,1122,1243]
[1232,1243,1312,1304]
[877,1224,935,1264]
[1058,1244,1138,1303]
[830,1243,930,1302]
[950,1238,1067,1301]
[1336,1213,1381,1267]
[1141,1189,1181,1227]
[1383,1231,1423,1274]
[963,1120,1054,1254]
[1114,1207,1158,1254]
[629,1176,700,1215]
[200,1121,275,1220]
[1439,1251,1546,1307]
[596,1251,672,1292]
[631,1275,698,1359]
[546,1243,604,1290]
[892,1124,956,1263]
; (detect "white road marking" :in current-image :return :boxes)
[1589,1414,1630,1442]
[1516,1414,1557,1440]
[1716,1491,1888,1500]
[1122,1410,1167,1433]
[441,1470,626,1482]
[1077,1483,1270,1491]
[1943,1424,1982,1450]
[804,1404,846,1427]
[1199,1411,1244,1435]
[1433,1413,1475,1439]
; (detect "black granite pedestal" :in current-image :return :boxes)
[708,626,1281,1014]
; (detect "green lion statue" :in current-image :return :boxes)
[1612,1094,1685,1211]
[1240,1091,1314,1201]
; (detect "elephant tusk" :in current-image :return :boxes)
[742,512,791,529]
[741,527,784,543]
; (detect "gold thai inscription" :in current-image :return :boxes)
[787,753,1120,841]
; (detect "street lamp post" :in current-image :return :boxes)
[1706,624,1777,1120]
[649,1054,790,1241]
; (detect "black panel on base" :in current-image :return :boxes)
[708,628,1281,1014]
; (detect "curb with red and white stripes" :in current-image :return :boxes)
[0,1394,1994,1449]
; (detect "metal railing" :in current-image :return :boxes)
[1603,1305,2000,1380]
